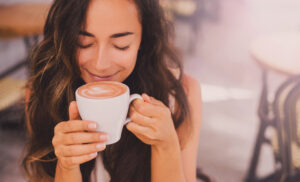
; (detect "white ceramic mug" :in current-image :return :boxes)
[75,82,142,145]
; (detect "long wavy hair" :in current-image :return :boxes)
[22,0,191,181]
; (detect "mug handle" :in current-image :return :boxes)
[124,94,143,125]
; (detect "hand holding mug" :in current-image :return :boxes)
[126,94,179,150]
[75,81,143,145]
[52,101,108,170]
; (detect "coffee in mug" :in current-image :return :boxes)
[77,81,127,99]
[75,81,142,145]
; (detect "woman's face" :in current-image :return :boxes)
[77,0,142,83]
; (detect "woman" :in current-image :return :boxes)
[22,0,202,181]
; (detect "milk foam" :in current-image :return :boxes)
[78,82,126,99]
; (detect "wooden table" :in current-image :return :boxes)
[0,3,50,39]
[246,32,300,182]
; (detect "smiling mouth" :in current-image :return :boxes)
[85,69,119,81]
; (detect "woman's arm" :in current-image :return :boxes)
[151,74,202,182]
[126,74,202,182]
[54,163,82,182]
[178,75,202,182]
[151,138,186,182]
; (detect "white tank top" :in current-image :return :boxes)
[91,68,180,182]
[91,154,110,182]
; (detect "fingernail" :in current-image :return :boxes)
[96,143,106,149]
[90,152,97,157]
[88,123,97,129]
[100,135,108,141]
[144,94,151,102]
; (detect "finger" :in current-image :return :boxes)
[61,143,106,157]
[61,152,98,167]
[142,93,151,103]
[129,107,153,127]
[55,120,98,134]
[134,133,154,145]
[131,99,161,118]
[148,95,166,107]
[69,101,81,120]
[63,132,108,145]
[126,122,152,136]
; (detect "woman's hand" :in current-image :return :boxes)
[52,101,108,170]
[126,94,179,150]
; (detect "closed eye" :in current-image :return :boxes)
[114,45,130,51]
[77,43,93,49]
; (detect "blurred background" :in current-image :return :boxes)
[1,0,300,182]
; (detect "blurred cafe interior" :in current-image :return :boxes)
[0,0,300,182]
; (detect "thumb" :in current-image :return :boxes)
[68,101,81,120]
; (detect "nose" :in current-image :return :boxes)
[94,45,111,72]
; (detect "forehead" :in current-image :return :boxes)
[85,0,141,35]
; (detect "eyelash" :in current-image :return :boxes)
[77,43,93,49]
[77,43,129,51]
[114,45,129,51]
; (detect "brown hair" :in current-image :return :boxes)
[22,0,191,181]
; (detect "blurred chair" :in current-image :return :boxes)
[260,74,300,182]
[0,3,50,129]
[0,77,26,129]
[277,75,300,181]
[197,168,214,182]
[245,32,300,182]
[161,0,203,54]
[0,3,50,78]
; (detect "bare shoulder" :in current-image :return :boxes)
[181,73,202,127]
[176,73,202,145]
[181,73,202,101]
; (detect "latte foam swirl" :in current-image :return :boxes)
[78,82,126,99]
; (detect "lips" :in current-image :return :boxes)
[85,69,118,81]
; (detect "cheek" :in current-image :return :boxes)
[77,48,94,65]
[110,49,138,69]
[110,48,138,82]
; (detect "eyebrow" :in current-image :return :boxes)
[79,31,134,38]
[111,32,134,38]
[79,31,94,37]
